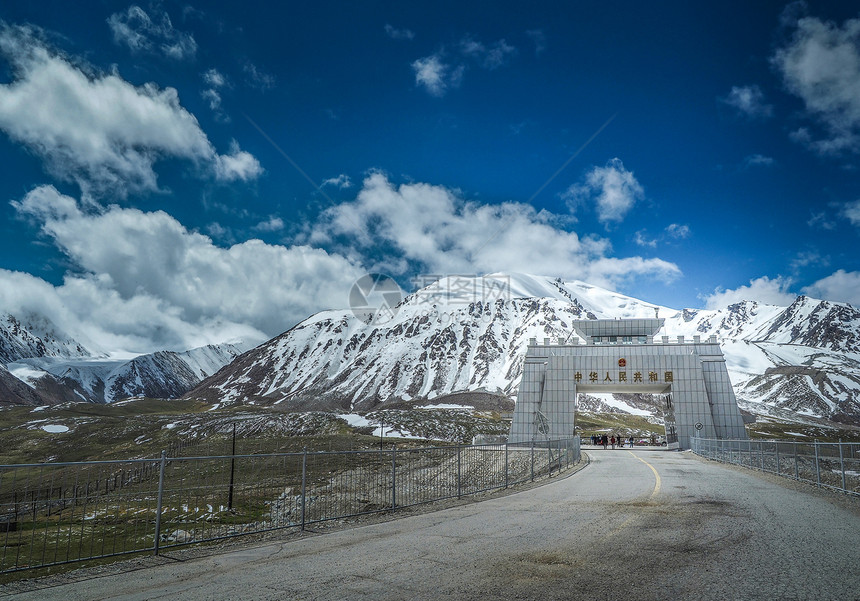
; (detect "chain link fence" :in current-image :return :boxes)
[0,438,580,573]
[691,438,860,497]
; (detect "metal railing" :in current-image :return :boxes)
[691,438,860,497]
[0,438,580,573]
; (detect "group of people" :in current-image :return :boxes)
[589,434,635,449]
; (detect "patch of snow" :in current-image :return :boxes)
[41,424,69,433]
[338,413,370,428]
[30,405,49,412]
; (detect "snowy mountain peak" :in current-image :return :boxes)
[0,313,92,364]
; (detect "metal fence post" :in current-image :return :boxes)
[814,440,821,488]
[153,450,167,556]
[457,445,462,499]
[228,424,236,510]
[759,441,764,471]
[775,442,780,476]
[504,443,509,489]
[530,440,535,482]
[301,448,307,531]
[839,440,847,493]
[391,445,397,510]
[547,441,552,477]
[794,442,799,481]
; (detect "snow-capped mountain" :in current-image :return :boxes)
[7,343,251,405]
[0,312,254,406]
[0,313,91,364]
[186,274,860,424]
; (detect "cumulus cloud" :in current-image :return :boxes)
[213,140,263,182]
[107,5,197,60]
[253,216,284,232]
[803,270,860,306]
[0,26,262,195]
[7,186,364,354]
[721,85,774,119]
[703,276,796,309]
[563,158,644,225]
[309,172,680,290]
[772,12,860,155]
[411,54,463,97]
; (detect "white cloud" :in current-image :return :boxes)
[309,172,680,290]
[213,140,263,182]
[459,36,516,70]
[201,68,229,121]
[633,230,657,248]
[808,210,836,230]
[322,174,353,189]
[703,276,796,309]
[0,26,261,195]
[203,68,227,88]
[665,223,691,239]
[790,249,828,272]
[721,85,774,118]
[526,29,546,56]
[253,216,284,232]
[8,185,364,354]
[107,5,197,60]
[411,35,516,96]
[772,13,860,155]
[842,199,860,226]
[384,24,414,41]
[411,54,463,97]
[563,158,644,225]
[243,61,276,91]
[743,154,776,168]
[202,88,222,110]
[803,270,860,306]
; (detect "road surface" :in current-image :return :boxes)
[6,449,860,600]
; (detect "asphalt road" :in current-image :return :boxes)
[7,449,860,600]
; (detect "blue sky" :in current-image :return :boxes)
[0,1,858,354]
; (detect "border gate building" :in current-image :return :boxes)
[508,319,747,450]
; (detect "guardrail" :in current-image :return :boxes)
[691,438,860,497]
[0,438,580,574]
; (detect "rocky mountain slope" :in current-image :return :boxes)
[185,274,860,424]
[1,313,251,405]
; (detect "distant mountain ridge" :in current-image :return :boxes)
[0,313,251,406]
[3,274,860,425]
[0,313,91,364]
[184,274,860,424]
